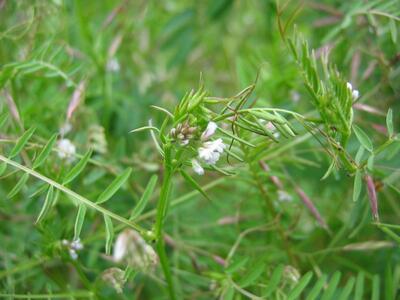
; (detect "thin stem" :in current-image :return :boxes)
[0,154,146,234]
[153,143,177,300]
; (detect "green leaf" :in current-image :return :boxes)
[367,154,374,171]
[306,274,327,300]
[321,271,341,300]
[180,170,210,201]
[8,173,29,198]
[103,214,114,255]
[353,171,362,202]
[354,272,364,300]
[355,146,365,164]
[130,175,158,221]
[74,204,87,240]
[0,113,8,128]
[338,276,355,300]
[9,127,36,158]
[217,127,255,147]
[33,134,58,169]
[62,149,92,185]
[385,264,393,300]
[371,274,380,300]
[96,168,132,204]
[287,272,313,300]
[0,162,6,176]
[222,285,235,300]
[238,262,265,287]
[35,186,54,224]
[263,265,284,297]
[353,125,373,152]
[386,108,393,137]
[225,257,249,274]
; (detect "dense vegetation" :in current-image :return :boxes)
[0,1,399,299]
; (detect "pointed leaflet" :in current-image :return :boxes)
[96,168,132,204]
[321,271,341,300]
[74,204,87,240]
[36,186,54,224]
[354,272,364,300]
[337,276,355,300]
[353,125,373,152]
[238,262,265,287]
[33,134,58,169]
[103,214,114,255]
[263,265,284,297]
[130,174,158,221]
[0,113,8,128]
[386,108,393,137]
[8,173,29,198]
[9,127,36,158]
[180,170,211,201]
[62,149,92,184]
[353,171,362,202]
[0,163,6,176]
[306,275,327,300]
[287,272,313,300]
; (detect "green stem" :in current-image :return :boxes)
[153,143,177,300]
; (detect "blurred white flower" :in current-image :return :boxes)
[106,58,120,72]
[113,229,158,269]
[191,159,204,175]
[201,121,218,141]
[278,190,292,202]
[102,267,126,294]
[62,238,83,260]
[198,138,225,165]
[57,139,76,162]
[346,82,360,100]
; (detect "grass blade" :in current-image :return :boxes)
[386,108,393,137]
[130,174,158,221]
[96,168,132,204]
[62,149,92,185]
[9,127,36,158]
[0,163,6,176]
[371,274,380,300]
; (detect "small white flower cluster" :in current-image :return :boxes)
[192,122,226,175]
[62,238,83,260]
[346,82,360,100]
[113,229,158,270]
[57,138,76,163]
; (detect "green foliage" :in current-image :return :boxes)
[0,0,399,299]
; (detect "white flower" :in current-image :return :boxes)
[278,190,292,202]
[201,122,218,141]
[198,138,226,165]
[191,159,204,175]
[62,238,83,260]
[346,82,360,100]
[57,139,76,162]
[113,229,158,269]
